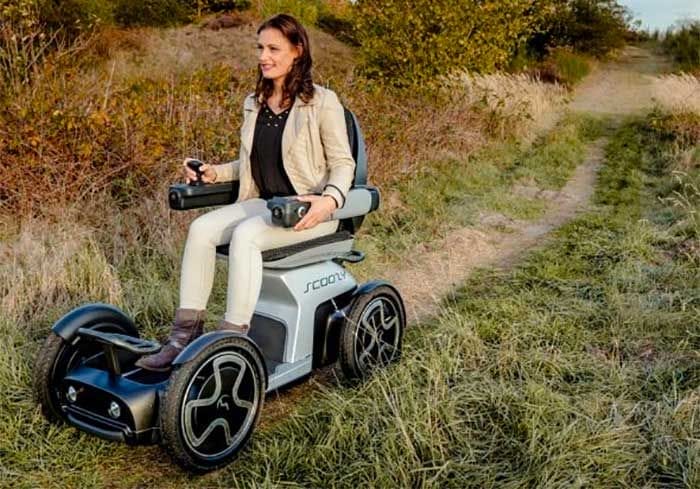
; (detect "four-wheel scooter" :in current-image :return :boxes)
[33,109,406,472]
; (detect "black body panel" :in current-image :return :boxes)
[168,181,239,210]
[312,288,357,368]
[52,303,138,341]
[248,313,287,365]
[61,365,167,444]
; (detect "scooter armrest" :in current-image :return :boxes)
[168,182,239,210]
[331,185,380,220]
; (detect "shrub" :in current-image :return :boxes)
[0,0,96,98]
[662,21,700,73]
[196,0,250,13]
[258,0,321,27]
[38,0,113,34]
[113,0,190,27]
[354,0,543,86]
[317,0,358,45]
[1,0,39,26]
[529,0,630,58]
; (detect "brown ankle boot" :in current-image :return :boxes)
[217,319,249,334]
[135,308,206,371]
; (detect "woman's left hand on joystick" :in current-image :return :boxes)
[293,194,338,231]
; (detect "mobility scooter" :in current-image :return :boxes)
[33,109,406,472]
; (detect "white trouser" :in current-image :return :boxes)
[179,198,339,325]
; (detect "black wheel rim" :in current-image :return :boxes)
[180,350,259,461]
[352,296,402,375]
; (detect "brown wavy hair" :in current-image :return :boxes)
[255,14,314,108]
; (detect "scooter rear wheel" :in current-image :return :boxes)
[160,335,266,472]
[339,285,405,380]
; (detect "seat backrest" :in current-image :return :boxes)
[343,108,368,187]
[340,108,370,234]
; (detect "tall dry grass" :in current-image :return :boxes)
[448,71,568,141]
[653,73,700,115]
[651,74,700,145]
[0,192,195,329]
[0,222,119,325]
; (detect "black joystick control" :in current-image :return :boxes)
[267,196,312,227]
[186,159,205,186]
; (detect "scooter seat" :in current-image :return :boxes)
[216,230,355,269]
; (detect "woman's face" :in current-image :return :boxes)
[256,28,300,84]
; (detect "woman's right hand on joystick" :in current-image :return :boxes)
[183,158,217,184]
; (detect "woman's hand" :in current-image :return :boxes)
[183,158,217,184]
[293,194,338,231]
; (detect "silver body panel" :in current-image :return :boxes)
[258,260,357,392]
[266,358,313,392]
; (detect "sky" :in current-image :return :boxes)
[618,0,700,32]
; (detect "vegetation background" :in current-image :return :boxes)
[1,0,699,487]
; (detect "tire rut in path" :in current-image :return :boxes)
[385,138,606,324]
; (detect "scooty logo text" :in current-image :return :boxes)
[303,271,346,294]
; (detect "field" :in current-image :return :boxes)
[1,6,700,488]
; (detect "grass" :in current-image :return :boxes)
[4,113,698,487]
[0,115,594,488]
[4,14,690,489]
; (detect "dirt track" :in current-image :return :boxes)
[570,45,671,116]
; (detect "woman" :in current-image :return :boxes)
[137,14,355,371]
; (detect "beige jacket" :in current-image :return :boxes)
[212,84,356,208]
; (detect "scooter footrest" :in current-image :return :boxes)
[77,328,161,355]
[334,250,365,264]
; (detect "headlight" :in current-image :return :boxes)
[108,401,121,419]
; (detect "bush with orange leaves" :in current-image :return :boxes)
[0,63,252,215]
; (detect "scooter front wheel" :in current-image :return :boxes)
[160,335,266,472]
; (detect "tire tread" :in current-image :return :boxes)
[33,333,68,423]
[338,285,405,381]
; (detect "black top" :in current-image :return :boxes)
[250,104,296,199]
